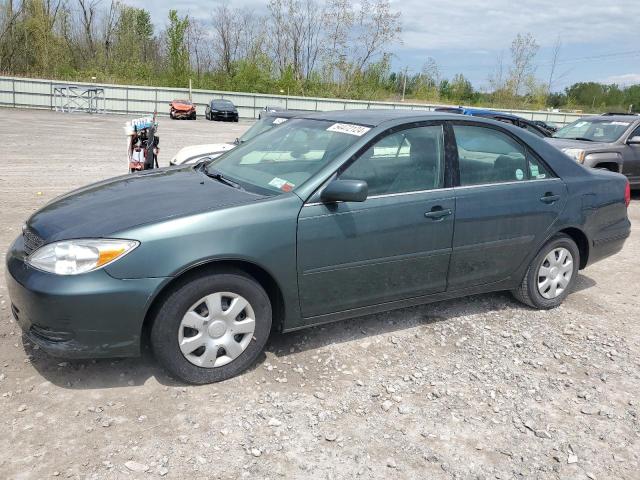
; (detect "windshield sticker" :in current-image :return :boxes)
[515,168,524,180]
[272,117,288,125]
[268,177,295,192]
[609,121,629,126]
[327,123,371,136]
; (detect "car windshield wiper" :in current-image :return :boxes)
[572,137,594,142]
[202,166,244,190]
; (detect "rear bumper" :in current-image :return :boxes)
[588,218,631,266]
[6,236,166,359]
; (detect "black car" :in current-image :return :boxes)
[434,107,553,137]
[532,120,558,133]
[205,99,239,122]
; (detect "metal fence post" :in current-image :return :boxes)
[126,87,129,114]
[12,78,16,108]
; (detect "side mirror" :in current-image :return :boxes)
[628,136,640,145]
[321,179,368,203]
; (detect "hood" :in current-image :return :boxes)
[172,143,236,164]
[28,167,264,242]
[545,137,611,150]
[172,102,195,111]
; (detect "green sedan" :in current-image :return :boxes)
[6,110,631,383]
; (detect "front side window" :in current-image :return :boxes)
[206,119,365,194]
[554,118,632,142]
[340,125,445,195]
[454,125,551,185]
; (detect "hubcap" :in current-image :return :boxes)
[178,292,256,368]
[537,247,574,299]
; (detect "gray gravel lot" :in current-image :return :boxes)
[0,107,638,479]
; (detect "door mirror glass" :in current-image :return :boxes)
[628,135,640,145]
[321,179,368,203]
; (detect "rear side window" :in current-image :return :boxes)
[454,125,551,186]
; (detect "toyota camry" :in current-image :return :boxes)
[6,110,631,384]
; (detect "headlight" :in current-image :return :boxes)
[27,239,139,275]
[561,148,586,163]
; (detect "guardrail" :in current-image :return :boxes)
[0,75,585,126]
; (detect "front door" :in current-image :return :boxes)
[448,123,567,290]
[623,125,640,186]
[297,123,455,318]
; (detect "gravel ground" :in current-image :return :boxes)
[0,108,638,480]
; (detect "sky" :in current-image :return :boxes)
[129,0,640,91]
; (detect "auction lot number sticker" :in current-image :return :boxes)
[327,123,371,136]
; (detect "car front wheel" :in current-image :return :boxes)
[150,270,272,384]
[512,234,579,309]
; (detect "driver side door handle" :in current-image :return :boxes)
[424,207,452,220]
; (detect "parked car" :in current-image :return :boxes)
[547,113,640,187]
[205,99,239,122]
[7,110,630,384]
[532,120,558,133]
[434,107,553,137]
[258,105,286,119]
[170,110,302,166]
[169,99,196,120]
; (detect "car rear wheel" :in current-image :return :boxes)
[150,270,272,384]
[512,234,579,309]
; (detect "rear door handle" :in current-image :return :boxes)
[540,194,560,204]
[424,207,452,220]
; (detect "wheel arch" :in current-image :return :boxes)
[557,226,589,269]
[141,259,286,342]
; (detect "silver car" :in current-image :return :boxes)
[548,113,640,187]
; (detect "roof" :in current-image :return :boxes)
[263,109,307,119]
[587,114,640,122]
[299,109,454,126]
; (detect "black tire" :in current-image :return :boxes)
[512,234,580,309]
[169,111,175,120]
[150,270,272,384]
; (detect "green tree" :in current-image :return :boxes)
[165,9,189,87]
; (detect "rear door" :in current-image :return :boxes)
[297,123,456,318]
[448,123,567,290]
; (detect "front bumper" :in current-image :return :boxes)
[172,109,195,118]
[211,111,238,121]
[6,236,166,359]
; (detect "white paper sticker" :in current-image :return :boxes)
[269,177,287,188]
[327,123,371,136]
[530,165,539,178]
[272,117,288,125]
[268,177,295,192]
[609,121,629,126]
[515,168,524,180]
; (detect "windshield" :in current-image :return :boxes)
[212,100,233,108]
[206,118,367,195]
[239,116,290,143]
[554,118,632,142]
[175,100,191,105]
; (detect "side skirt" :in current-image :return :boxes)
[283,278,515,333]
